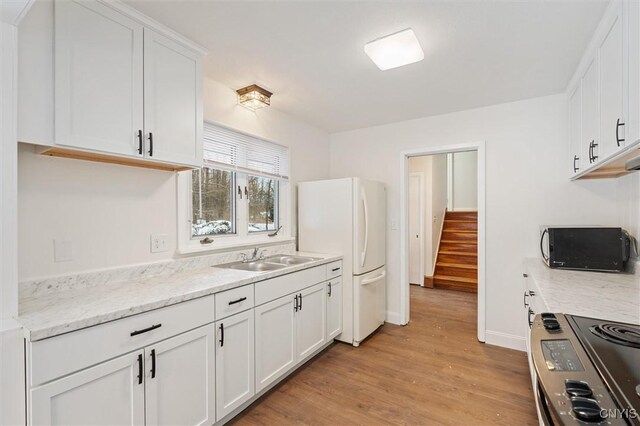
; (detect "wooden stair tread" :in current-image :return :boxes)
[439,251,477,256]
[440,240,477,244]
[434,274,478,284]
[442,229,477,233]
[436,262,477,269]
[444,219,477,223]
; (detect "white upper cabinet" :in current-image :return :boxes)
[569,85,582,174]
[54,0,144,157]
[581,56,600,167]
[599,1,627,159]
[143,29,203,166]
[19,0,205,170]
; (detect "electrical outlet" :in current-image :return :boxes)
[54,239,73,262]
[150,234,168,253]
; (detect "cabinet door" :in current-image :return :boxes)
[296,283,327,360]
[143,29,202,167]
[30,351,144,425]
[326,279,343,342]
[569,85,582,175]
[145,325,215,426]
[582,55,600,166]
[599,1,626,158]
[54,0,144,156]
[255,294,296,393]
[215,310,255,421]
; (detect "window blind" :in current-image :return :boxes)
[202,122,289,181]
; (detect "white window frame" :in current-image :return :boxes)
[176,124,293,255]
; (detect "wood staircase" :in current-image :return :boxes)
[432,211,478,293]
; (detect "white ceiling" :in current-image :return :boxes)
[126,0,608,133]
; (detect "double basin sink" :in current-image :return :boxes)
[219,255,321,272]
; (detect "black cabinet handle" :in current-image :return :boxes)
[150,349,156,379]
[294,294,298,312]
[238,185,242,199]
[148,132,153,156]
[137,130,143,155]
[244,186,248,199]
[328,283,332,297]
[573,155,579,173]
[299,293,303,310]
[592,141,598,162]
[331,267,340,272]
[528,308,535,328]
[588,140,593,163]
[130,323,162,336]
[523,291,529,308]
[228,297,247,305]
[137,354,143,385]
[616,118,625,146]
[219,323,224,347]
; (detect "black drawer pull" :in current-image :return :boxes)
[219,323,224,347]
[228,297,247,305]
[137,354,143,385]
[130,323,162,336]
[150,349,156,379]
[331,267,340,272]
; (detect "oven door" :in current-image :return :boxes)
[534,379,558,426]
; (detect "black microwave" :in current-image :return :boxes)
[540,227,631,272]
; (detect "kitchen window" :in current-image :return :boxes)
[178,122,291,253]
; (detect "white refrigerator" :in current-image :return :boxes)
[298,178,386,347]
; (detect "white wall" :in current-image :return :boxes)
[451,151,478,210]
[18,77,330,280]
[330,94,626,348]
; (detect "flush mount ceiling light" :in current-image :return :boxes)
[236,84,272,110]
[364,28,424,71]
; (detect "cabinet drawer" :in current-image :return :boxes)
[29,295,215,387]
[255,266,327,306]
[215,285,254,320]
[326,261,343,279]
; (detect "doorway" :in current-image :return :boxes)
[400,142,486,342]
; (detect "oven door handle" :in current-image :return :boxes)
[536,382,554,426]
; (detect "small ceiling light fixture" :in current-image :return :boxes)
[236,84,272,110]
[364,28,424,71]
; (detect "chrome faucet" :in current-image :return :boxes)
[241,247,264,263]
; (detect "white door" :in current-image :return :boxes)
[215,310,255,422]
[54,0,144,156]
[599,1,626,159]
[255,294,297,392]
[582,56,600,166]
[296,283,327,360]
[353,179,386,275]
[353,266,386,346]
[145,325,216,426]
[143,28,202,167]
[326,278,343,341]
[569,84,583,174]
[30,351,144,425]
[408,173,424,285]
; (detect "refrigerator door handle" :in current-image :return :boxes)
[361,189,369,267]
[361,270,386,286]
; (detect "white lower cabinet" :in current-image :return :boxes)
[296,283,327,359]
[145,325,216,426]
[30,351,145,425]
[254,294,297,393]
[326,278,343,341]
[215,310,255,421]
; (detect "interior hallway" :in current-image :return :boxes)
[232,286,538,425]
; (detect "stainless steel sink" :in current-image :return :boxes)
[264,255,321,266]
[222,261,288,272]
[218,255,320,272]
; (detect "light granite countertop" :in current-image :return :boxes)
[523,258,640,324]
[18,252,342,341]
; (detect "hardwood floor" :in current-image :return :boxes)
[231,286,538,425]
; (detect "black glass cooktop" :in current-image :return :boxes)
[568,315,640,419]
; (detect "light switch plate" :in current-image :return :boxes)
[54,239,73,262]
[150,234,168,253]
[391,219,399,230]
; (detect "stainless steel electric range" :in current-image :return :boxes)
[531,313,639,425]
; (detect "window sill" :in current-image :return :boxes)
[176,235,296,256]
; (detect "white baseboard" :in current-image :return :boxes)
[485,330,526,352]
[385,310,403,325]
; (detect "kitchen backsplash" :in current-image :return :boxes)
[19,243,296,301]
